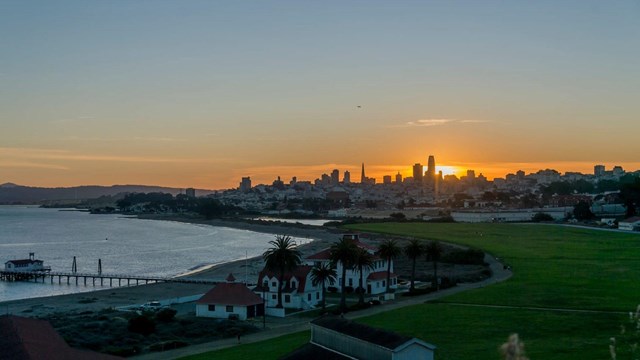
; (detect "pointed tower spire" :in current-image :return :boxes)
[361,163,366,183]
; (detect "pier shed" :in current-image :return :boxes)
[4,253,50,272]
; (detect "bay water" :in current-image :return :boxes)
[0,206,307,302]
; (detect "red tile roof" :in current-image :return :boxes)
[0,315,122,360]
[367,271,397,281]
[197,283,264,306]
[306,248,332,261]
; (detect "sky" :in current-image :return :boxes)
[1,1,639,189]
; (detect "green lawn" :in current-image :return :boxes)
[182,223,640,360]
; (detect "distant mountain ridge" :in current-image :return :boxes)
[0,183,216,204]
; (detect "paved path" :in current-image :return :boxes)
[134,254,512,360]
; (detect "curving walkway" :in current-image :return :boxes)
[133,253,512,360]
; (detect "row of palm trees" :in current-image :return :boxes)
[262,234,443,313]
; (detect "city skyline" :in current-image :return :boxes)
[2,1,639,189]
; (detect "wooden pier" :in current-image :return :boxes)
[0,270,219,287]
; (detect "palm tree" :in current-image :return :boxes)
[330,237,358,313]
[376,239,401,293]
[404,239,424,292]
[310,262,337,311]
[425,240,443,290]
[353,248,375,306]
[262,235,301,308]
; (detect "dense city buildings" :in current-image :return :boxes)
[226,158,639,224]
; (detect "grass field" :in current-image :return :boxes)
[182,223,640,360]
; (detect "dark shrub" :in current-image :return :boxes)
[155,308,177,322]
[128,315,156,335]
[344,286,354,294]
[532,212,554,222]
[442,249,485,265]
[327,286,338,293]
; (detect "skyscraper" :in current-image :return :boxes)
[361,163,366,183]
[594,165,605,177]
[413,163,423,183]
[331,169,340,185]
[343,171,351,184]
[426,155,436,179]
[239,177,252,192]
[395,172,402,183]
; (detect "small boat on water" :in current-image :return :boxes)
[4,253,51,272]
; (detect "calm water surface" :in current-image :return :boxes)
[0,206,307,302]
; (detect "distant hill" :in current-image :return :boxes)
[0,183,216,204]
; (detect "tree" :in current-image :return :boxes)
[262,235,302,308]
[330,237,358,313]
[353,248,374,306]
[404,239,424,292]
[376,239,401,294]
[425,241,443,290]
[573,201,594,221]
[310,262,337,311]
[531,212,554,222]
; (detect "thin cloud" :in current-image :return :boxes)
[397,118,493,127]
[0,161,69,170]
[0,147,233,164]
[406,119,454,127]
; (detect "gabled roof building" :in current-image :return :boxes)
[253,265,323,310]
[282,316,435,360]
[196,273,264,320]
[0,315,122,360]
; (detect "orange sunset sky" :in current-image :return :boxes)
[1,2,639,189]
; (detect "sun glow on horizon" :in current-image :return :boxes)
[436,165,459,177]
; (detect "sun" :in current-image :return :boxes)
[436,165,459,176]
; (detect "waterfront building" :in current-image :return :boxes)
[4,253,50,272]
[196,274,264,320]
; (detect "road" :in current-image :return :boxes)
[133,253,512,360]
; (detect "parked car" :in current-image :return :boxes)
[141,301,164,311]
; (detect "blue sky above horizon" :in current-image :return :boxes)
[1,1,639,188]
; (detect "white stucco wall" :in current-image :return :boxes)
[195,303,248,320]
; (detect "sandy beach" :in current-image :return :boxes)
[0,216,348,317]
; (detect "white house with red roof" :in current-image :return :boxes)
[254,265,323,310]
[196,274,264,320]
[306,234,397,297]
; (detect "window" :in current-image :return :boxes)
[272,281,277,287]
[382,280,386,287]
[291,281,296,288]
[348,278,353,286]
[316,292,320,299]
[271,294,277,300]
[208,305,215,311]
[263,281,268,288]
[285,295,291,303]
[226,305,233,312]
[308,293,311,301]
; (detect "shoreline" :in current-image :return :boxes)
[0,215,347,317]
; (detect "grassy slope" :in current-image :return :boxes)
[183,223,640,360]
